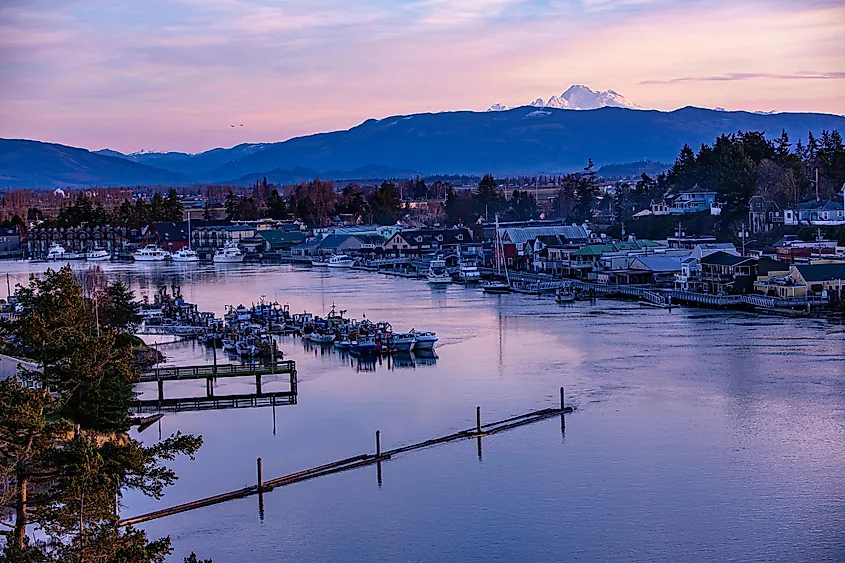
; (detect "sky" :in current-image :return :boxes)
[1,0,843,154]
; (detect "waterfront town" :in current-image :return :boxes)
[2,156,845,314]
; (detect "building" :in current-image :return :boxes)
[383,228,473,255]
[257,230,307,251]
[675,243,739,291]
[0,227,21,258]
[748,196,783,233]
[670,185,717,214]
[143,222,190,251]
[699,252,788,295]
[628,256,683,285]
[24,226,133,258]
[790,263,845,296]
[290,234,367,257]
[192,225,256,257]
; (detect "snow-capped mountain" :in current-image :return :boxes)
[487,85,640,111]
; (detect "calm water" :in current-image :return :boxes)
[4,261,845,562]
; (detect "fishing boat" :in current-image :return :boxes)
[482,214,511,294]
[222,338,237,352]
[235,337,259,357]
[326,254,356,268]
[307,330,335,344]
[171,248,199,262]
[213,241,244,263]
[350,335,378,355]
[334,338,351,350]
[310,257,328,267]
[412,330,438,350]
[426,258,451,285]
[391,332,416,352]
[46,243,67,261]
[555,289,576,303]
[133,245,169,262]
[85,248,110,261]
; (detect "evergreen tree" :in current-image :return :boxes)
[473,174,506,219]
[368,182,402,225]
[265,189,287,220]
[506,190,537,221]
[224,191,239,220]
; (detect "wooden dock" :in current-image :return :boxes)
[132,360,298,413]
[119,390,573,526]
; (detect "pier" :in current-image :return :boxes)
[119,389,573,526]
[132,360,297,413]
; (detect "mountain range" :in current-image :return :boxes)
[2,104,845,189]
[488,85,641,112]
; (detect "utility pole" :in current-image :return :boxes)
[740,222,746,256]
[6,272,10,301]
[815,168,819,201]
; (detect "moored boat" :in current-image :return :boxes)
[86,248,110,261]
[171,248,199,262]
[213,241,244,263]
[133,245,169,262]
[458,262,481,283]
[412,330,438,350]
[555,289,575,303]
[482,281,511,294]
[426,258,451,285]
[326,254,356,268]
[391,332,416,352]
[46,243,67,261]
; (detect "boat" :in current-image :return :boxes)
[334,338,351,350]
[482,214,511,294]
[213,241,244,263]
[412,330,438,350]
[222,338,237,352]
[307,330,335,344]
[133,245,169,262]
[350,335,378,355]
[391,332,416,352]
[458,262,481,283]
[235,336,260,357]
[173,214,200,262]
[555,289,576,303]
[426,258,451,285]
[311,257,328,267]
[85,248,110,261]
[45,243,67,261]
[171,248,199,262]
[326,254,356,268]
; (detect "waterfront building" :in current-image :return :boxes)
[0,227,22,259]
[675,243,739,291]
[192,225,256,258]
[24,225,134,258]
[383,228,473,256]
[142,221,190,251]
[699,252,788,295]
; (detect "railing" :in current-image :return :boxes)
[140,360,295,382]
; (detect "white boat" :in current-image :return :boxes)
[85,248,110,261]
[133,245,169,262]
[458,263,481,283]
[334,338,351,350]
[391,332,416,352]
[235,338,259,357]
[171,248,199,262]
[412,330,438,350]
[213,241,244,263]
[173,214,200,262]
[46,243,67,261]
[555,289,575,303]
[311,257,328,267]
[307,331,335,344]
[326,254,356,268]
[426,259,451,285]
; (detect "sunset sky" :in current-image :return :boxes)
[1,0,843,154]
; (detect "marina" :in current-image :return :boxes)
[2,260,844,562]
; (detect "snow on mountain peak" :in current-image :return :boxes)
[486,85,641,112]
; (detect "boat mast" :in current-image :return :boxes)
[187,212,191,250]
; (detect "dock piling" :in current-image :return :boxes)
[476,406,482,435]
[376,430,381,458]
[560,387,565,410]
[257,457,263,491]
